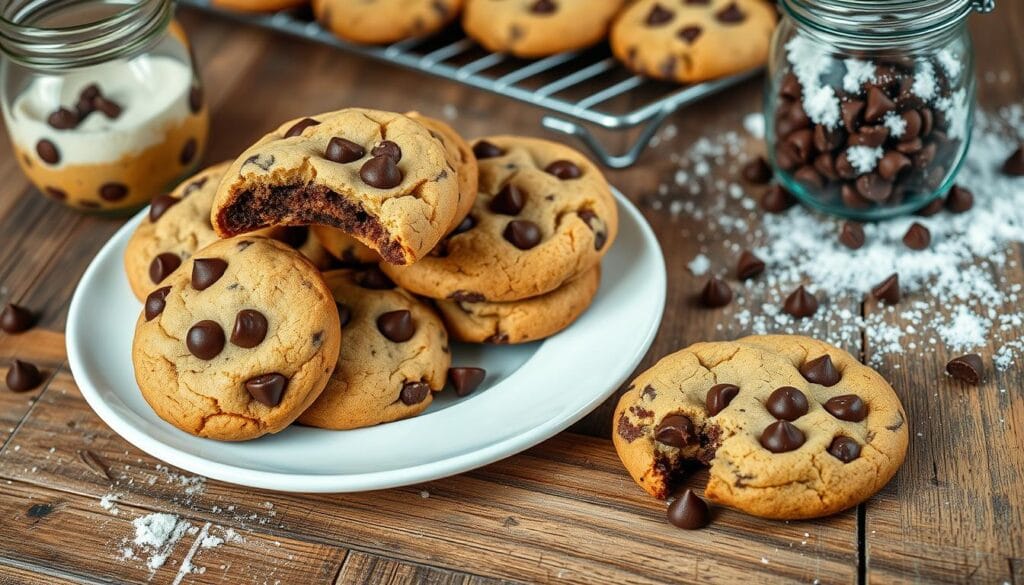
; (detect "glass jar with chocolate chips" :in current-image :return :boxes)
[0,0,208,214]
[766,0,994,219]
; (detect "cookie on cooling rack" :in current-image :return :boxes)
[313,0,463,44]
[462,0,626,58]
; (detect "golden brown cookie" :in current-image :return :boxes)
[313,0,462,45]
[613,335,908,520]
[298,268,450,430]
[132,236,341,441]
[436,265,600,343]
[463,0,625,58]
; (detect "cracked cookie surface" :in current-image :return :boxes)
[610,0,776,84]
[132,236,341,441]
[613,335,908,520]
[462,0,625,58]
[313,0,463,45]
[298,268,450,430]
[381,135,617,302]
[211,108,461,266]
[435,265,600,343]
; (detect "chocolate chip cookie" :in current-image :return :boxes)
[435,265,600,343]
[211,108,462,266]
[298,268,450,430]
[382,135,617,302]
[313,0,462,45]
[610,0,776,84]
[132,236,341,441]
[613,335,908,519]
[463,0,625,58]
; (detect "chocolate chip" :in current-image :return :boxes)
[472,140,504,159]
[1,304,34,333]
[6,360,42,392]
[736,250,765,280]
[761,184,795,213]
[765,386,809,421]
[838,221,865,250]
[774,140,801,170]
[577,209,607,250]
[377,310,415,342]
[856,174,893,202]
[36,140,59,164]
[400,381,431,405]
[823,394,868,422]
[99,183,128,202]
[865,86,896,123]
[760,420,805,453]
[1002,145,1024,176]
[187,320,225,360]
[877,151,911,181]
[189,85,203,113]
[677,25,703,43]
[325,137,366,163]
[871,273,900,304]
[946,354,984,384]
[503,220,542,250]
[47,108,78,130]
[80,83,100,102]
[144,286,172,321]
[245,373,288,406]
[901,110,922,140]
[149,253,181,284]
[813,125,846,153]
[916,196,945,217]
[667,490,710,530]
[841,100,864,133]
[902,222,931,250]
[850,125,890,148]
[841,184,872,210]
[231,309,268,348]
[149,194,179,222]
[699,277,732,308]
[355,267,394,289]
[655,414,696,447]
[45,187,66,200]
[828,436,861,463]
[920,108,934,136]
[336,302,352,328]
[835,151,857,180]
[780,73,801,100]
[645,3,674,25]
[278,226,309,249]
[180,138,197,165]
[946,185,973,213]
[449,367,485,397]
[285,117,320,138]
[706,383,739,416]
[794,166,824,190]
[451,214,476,236]
[913,143,936,169]
[783,286,818,318]
[545,160,582,179]
[489,184,526,215]
[787,129,814,163]
[715,1,745,23]
[371,140,402,163]
[191,258,228,291]
[741,156,772,184]
[530,0,556,14]
[94,96,122,119]
[800,355,840,386]
[360,155,403,189]
[896,138,923,155]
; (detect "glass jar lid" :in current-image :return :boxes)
[782,0,995,45]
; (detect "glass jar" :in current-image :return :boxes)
[766,0,993,220]
[0,0,209,214]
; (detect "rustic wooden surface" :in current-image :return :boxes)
[0,5,1022,584]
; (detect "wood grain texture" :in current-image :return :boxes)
[335,552,509,585]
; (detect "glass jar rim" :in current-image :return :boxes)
[781,0,992,41]
[0,0,172,71]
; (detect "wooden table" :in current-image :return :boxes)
[1,6,1022,584]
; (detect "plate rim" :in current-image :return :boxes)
[66,188,666,492]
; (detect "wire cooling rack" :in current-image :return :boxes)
[179,0,762,168]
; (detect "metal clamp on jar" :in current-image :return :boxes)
[766,0,994,219]
[0,0,208,214]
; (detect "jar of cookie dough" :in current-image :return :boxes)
[0,0,208,214]
[765,0,994,219]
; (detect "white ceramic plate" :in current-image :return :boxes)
[67,189,665,492]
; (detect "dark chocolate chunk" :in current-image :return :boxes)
[741,156,772,184]
[360,154,403,189]
[736,250,765,280]
[47,108,78,130]
[838,221,865,250]
[284,117,320,138]
[841,184,872,210]
[191,258,228,291]
[760,420,805,453]
[856,174,893,202]
[530,0,556,13]
[36,140,59,164]
[849,125,889,148]
[877,151,911,181]
[325,137,366,163]
[813,125,846,153]
[189,85,203,113]
[371,140,402,163]
[149,194,179,222]
[149,253,181,284]
[946,354,984,384]
[143,286,172,321]
[489,184,526,215]
[841,100,864,133]
[451,214,476,236]
[1002,145,1024,176]
[45,187,67,200]
[179,138,197,165]
[355,267,395,289]
[655,414,696,447]
[794,166,824,190]
[503,220,542,250]
[336,302,352,328]
[896,138,923,154]
[667,490,710,530]
[94,96,122,119]
[231,309,268,348]
[787,128,814,163]
[699,277,733,308]
[245,373,287,406]
[186,320,225,360]
[774,140,802,170]
[472,140,504,159]
[706,383,739,416]
[645,3,674,25]
[99,183,129,201]
[715,2,745,23]
[901,110,922,140]
[902,222,931,250]
[677,25,703,44]
[871,273,900,304]
[800,355,841,386]
[400,381,431,405]
[780,73,801,100]
[761,184,795,213]
[945,185,973,213]
[577,209,607,250]
[765,386,809,421]
[545,160,582,179]
[0,304,34,333]
[377,310,415,342]
[828,436,861,463]
[865,86,896,123]
[783,285,818,318]
[916,196,945,217]
[448,367,486,397]
[824,394,868,422]
[6,359,42,392]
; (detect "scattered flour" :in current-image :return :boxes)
[129,513,191,570]
[883,111,907,139]
[688,254,711,276]
[843,59,876,93]
[785,36,840,128]
[846,146,884,174]
[743,113,765,139]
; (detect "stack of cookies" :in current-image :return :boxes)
[126,107,616,440]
